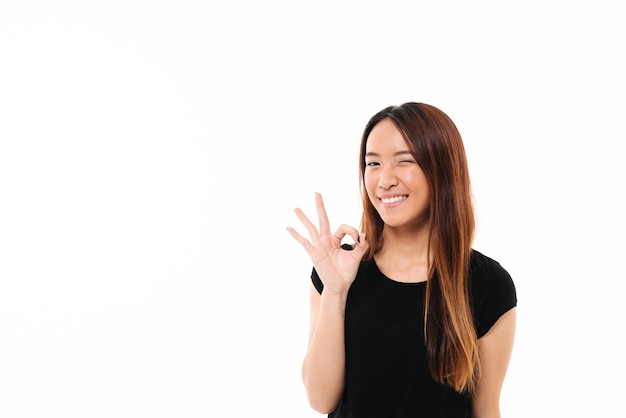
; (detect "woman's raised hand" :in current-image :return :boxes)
[287,193,369,295]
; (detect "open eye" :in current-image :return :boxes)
[365,161,380,167]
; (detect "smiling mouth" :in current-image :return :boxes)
[380,195,408,204]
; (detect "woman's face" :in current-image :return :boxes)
[364,118,431,230]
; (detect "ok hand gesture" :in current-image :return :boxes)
[287,193,369,296]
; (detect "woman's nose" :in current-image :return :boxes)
[378,167,398,189]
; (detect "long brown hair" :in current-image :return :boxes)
[358,102,478,393]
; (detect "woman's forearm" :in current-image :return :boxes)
[302,291,348,414]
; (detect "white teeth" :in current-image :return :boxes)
[380,195,408,204]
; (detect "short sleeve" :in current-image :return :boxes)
[311,267,324,294]
[469,251,517,338]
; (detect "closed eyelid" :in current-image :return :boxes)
[365,151,415,166]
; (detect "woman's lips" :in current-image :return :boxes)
[379,195,408,207]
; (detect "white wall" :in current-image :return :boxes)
[1,1,624,417]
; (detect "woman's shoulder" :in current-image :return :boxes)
[469,249,517,337]
[469,249,513,283]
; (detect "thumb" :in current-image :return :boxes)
[352,233,369,258]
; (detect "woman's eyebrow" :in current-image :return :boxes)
[365,150,413,157]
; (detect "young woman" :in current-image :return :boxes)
[287,102,517,418]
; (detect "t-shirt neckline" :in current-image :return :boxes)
[370,257,429,286]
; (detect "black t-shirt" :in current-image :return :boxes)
[311,249,517,418]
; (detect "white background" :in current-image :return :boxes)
[1,1,624,417]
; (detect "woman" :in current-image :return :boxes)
[287,102,517,418]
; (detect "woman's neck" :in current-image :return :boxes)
[380,222,430,255]
[374,224,431,282]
